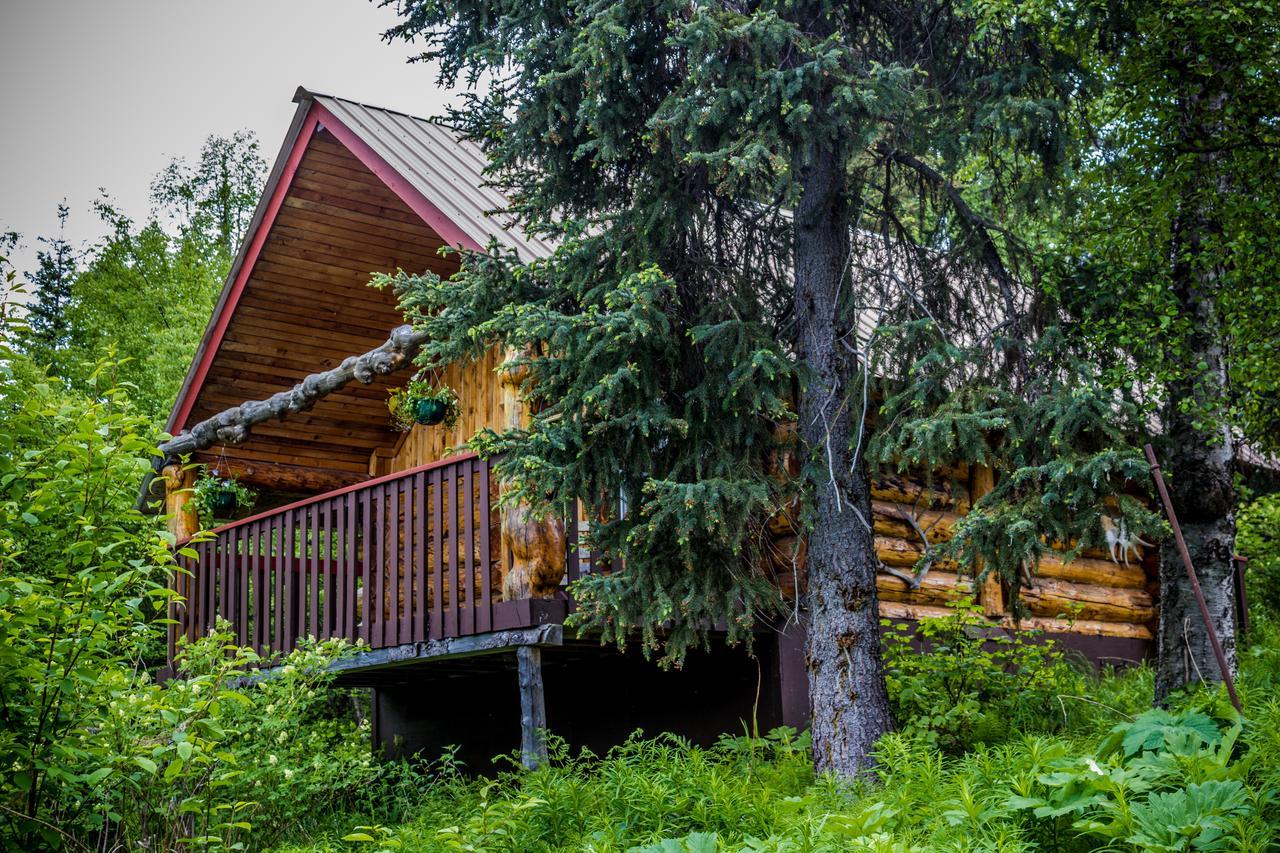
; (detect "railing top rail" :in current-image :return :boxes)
[180,451,483,546]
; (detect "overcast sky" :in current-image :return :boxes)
[1,1,454,279]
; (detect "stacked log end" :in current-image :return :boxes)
[762,461,1156,641]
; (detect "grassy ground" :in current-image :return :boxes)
[270,621,1280,853]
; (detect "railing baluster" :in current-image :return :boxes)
[374,484,386,648]
[306,502,318,640]
[171,453,511,662]
[343,493,356,641]
[361,486,372,646]
[447,464,459,637]
[388,480,400,647]
[431,466,444,640]
[400,476,412,642]
[238,525,249,647]
[414,470,427,642]
[323,498,335,638]
[461,460,475,635]
[478,458,493,633]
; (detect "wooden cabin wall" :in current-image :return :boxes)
[370,348,509,477]
[764,463,1157,641]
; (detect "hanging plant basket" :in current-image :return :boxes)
[192,470,257,525]
[209,487,239,518]
[389,378,460,432]
[413,396,449,426]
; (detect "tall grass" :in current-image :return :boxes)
[273,621,1279,852]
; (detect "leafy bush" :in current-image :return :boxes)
[1237,492,1280,620]
[0,315,436,849]
[881,601,1086,751]
[1010,707,1256,851]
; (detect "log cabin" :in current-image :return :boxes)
[152,87,1159,768]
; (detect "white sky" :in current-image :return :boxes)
[0,1,454,280]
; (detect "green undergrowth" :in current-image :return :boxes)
[273,620,1280,853]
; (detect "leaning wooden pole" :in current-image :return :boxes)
[138,324,429,511]
[1143,444,1242,712]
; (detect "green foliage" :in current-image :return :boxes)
[191,468,258,526]
[260,629,1280,853]
[1056,0,1280,451]
[872,323,1162,603]
[881,602,1084,752]
[17,202,77,369]
[0,304,177,845]
[1237,492,1280,619]
[150,129,267,256]
[388,378,460,432]
[16,132,266,424]
[1011,708,1255,850]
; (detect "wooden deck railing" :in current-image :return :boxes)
[169,453,500,666]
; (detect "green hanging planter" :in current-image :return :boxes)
[389,379,460,431]
[209,488,239,517]
[413,396,449,426]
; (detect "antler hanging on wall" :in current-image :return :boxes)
[137,324,429,512]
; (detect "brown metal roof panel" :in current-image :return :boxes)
[307,91,556,262]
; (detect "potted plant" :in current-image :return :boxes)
[389,377,460,431]
[192,469,257,524]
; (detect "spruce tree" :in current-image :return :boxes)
[20,203,77,371]
[381,0,1126,775]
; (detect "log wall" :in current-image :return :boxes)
[763,464,1157,640]
[374,347,510,476]
[368,373,1155,641]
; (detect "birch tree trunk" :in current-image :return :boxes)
[1154,77,1238,703]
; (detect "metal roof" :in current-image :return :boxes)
[303,88,556,262]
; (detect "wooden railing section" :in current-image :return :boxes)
[169,453,500,666]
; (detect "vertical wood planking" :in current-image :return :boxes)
[176,453,505,662]
[361,487,372,645]
[477,459,492,632]
[446,463,459,637]
[374,484,386,648]
[283,509,296,652]
[323,498,334,638]
[401,477,412,642]
[273,512,285,655]
[251,522,263,653]
[385,481,397,647]
[461,461,474,635]
[414,471,427,642]
[308,502,320,640]
[344,494,356,641]
[238,525,250,647]
[431,466,444,640]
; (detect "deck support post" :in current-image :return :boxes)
[516,645,548,769]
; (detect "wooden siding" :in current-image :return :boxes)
[182,127,460,493]
[375,347,510,476]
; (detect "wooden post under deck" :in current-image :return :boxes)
[971,464,1004,617]
[516,645,548,769]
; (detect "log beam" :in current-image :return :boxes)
[139,324,428,511]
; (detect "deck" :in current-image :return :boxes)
[167,452,593,671]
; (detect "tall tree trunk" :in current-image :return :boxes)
[794,139,894,777]
[1154,80,1238,704]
